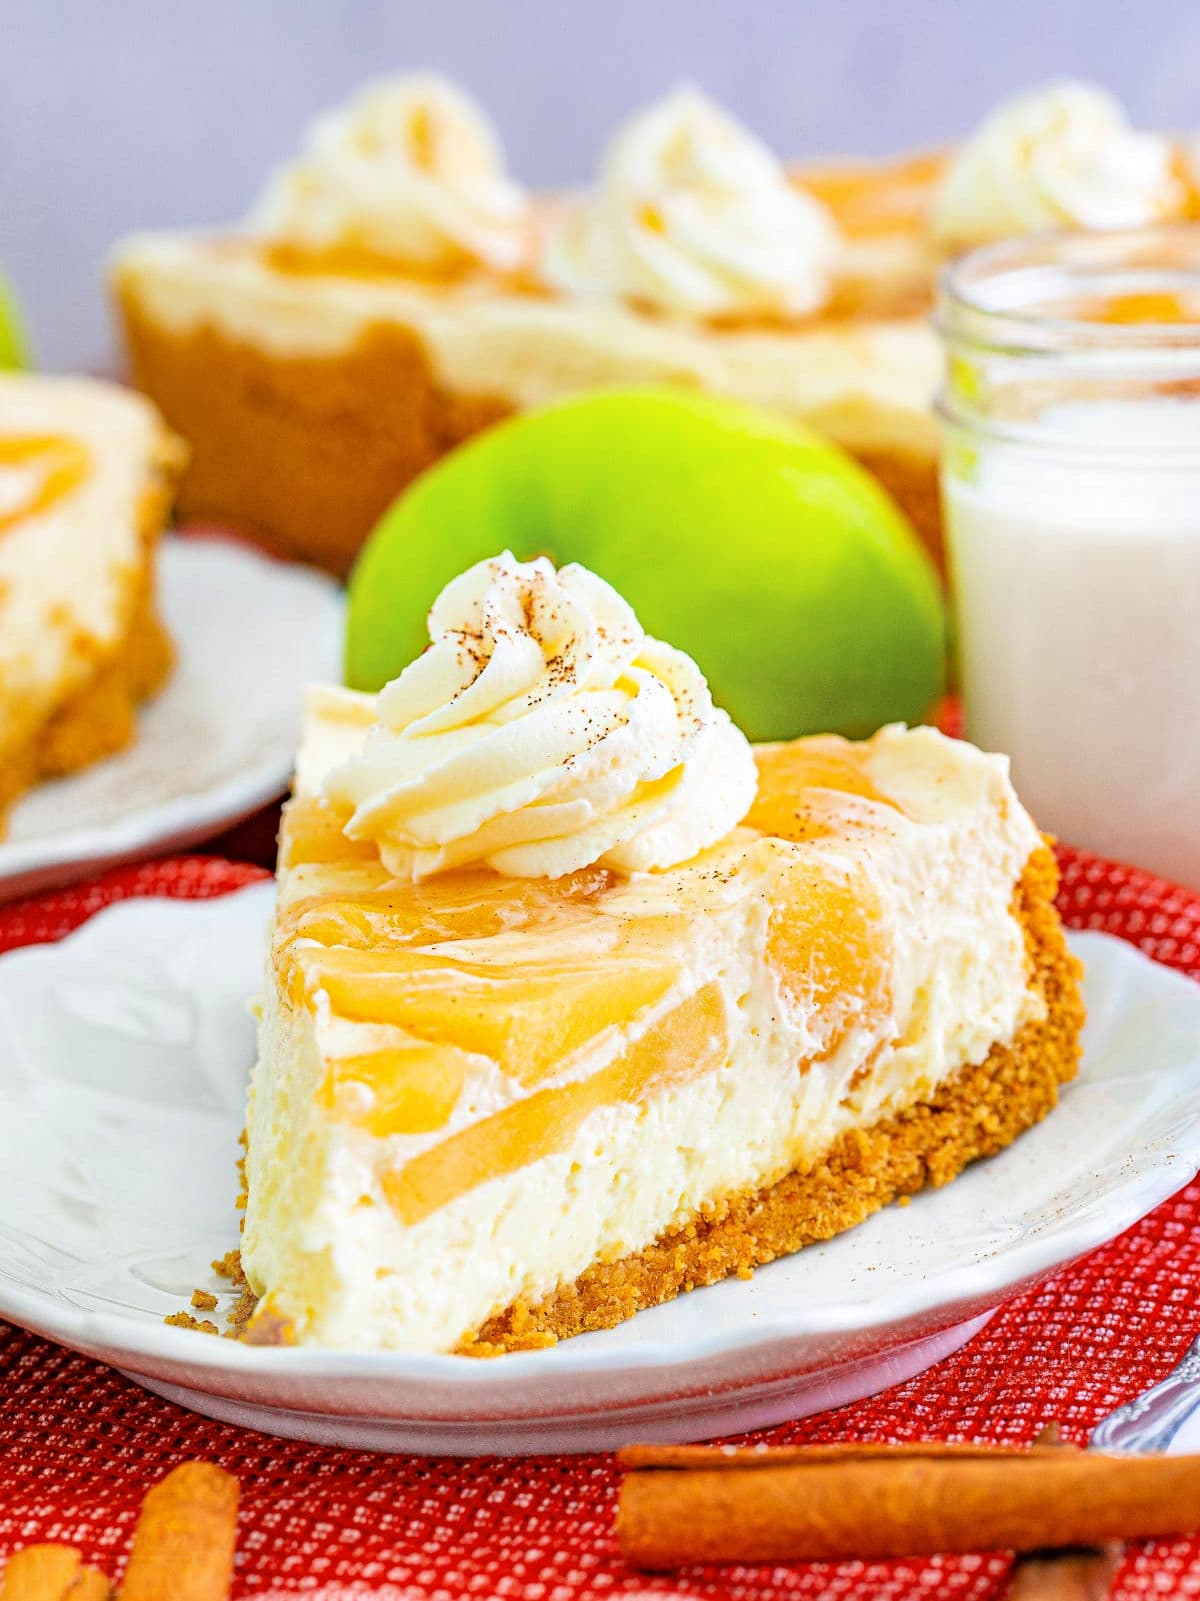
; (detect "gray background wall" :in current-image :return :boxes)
[6,0,1200,369]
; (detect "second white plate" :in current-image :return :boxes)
[0,889,1199,1454]
[0,538,344,899]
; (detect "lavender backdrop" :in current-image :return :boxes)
[5,0,1200,368]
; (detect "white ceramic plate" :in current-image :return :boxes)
[0,538,343,900]
[1,892,1199,1456]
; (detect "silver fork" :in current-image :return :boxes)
[1090,1332,1200,1454]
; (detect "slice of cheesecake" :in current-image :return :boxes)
[240,694,1083,1353]
[0,374,181,828]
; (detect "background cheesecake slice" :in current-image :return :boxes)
[0,373,181,828]
[240,697,1083,1353]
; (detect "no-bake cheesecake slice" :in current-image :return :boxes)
[0,373,180,827]
[239,554,1082,1353]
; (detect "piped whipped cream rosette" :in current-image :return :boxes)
[253,74,529,272]
[542,88,840,318]
[934,80,1185,247]
[323,552,759,880]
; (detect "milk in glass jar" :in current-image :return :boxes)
[938,229,1200,888]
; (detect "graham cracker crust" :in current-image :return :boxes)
[854,447,944,575]
[0,465,178,830]
[114,293,510,579]
[207,847,1081,1354]
[115,291,944,579]
[463,845,1081,1354]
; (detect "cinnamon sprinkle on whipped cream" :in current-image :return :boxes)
[323,551,758,880]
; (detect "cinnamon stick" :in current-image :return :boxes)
[1006,1546,1123,1601]
[617,1444,1200,1568]
[0,1545,84,1601]
[620,1441,1029,1469]
[1006,1425,1123,1601]
[118,1462,238,1601]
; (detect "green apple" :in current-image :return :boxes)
[346,389,945,742]
[0,269,30,369]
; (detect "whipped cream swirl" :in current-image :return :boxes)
[542,88,839,317]
[324,553,758,881]
[934,81,1184,248]
[254,74,528,271]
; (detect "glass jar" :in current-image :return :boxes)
[937,227,1200,890]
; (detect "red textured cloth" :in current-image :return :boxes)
[1,847,1199,1599]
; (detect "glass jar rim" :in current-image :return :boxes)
[936,224,1200,356]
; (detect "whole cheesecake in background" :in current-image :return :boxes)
[0,374,180,828]
[235,552,1084,1353]
[108,75,940,577]
[109,74,1194,578]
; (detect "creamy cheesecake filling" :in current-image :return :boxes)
[0,375,176,762]
[110,234,942,460]
[243,708,1043,1352]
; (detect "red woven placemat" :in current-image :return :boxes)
[1,846,1199,1599]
